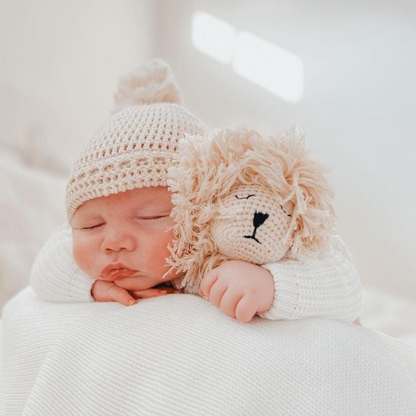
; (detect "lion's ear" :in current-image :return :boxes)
[278,126,336,257]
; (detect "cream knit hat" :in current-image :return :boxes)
[66,59,206,223]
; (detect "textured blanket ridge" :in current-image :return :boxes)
[1,287,416,416]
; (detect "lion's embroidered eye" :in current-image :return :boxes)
[279,204,292,217]
[235,194,255,200]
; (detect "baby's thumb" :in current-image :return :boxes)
[109,285,137,306]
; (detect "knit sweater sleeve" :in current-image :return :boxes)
[30,224,95,302]
[256,234,363,323]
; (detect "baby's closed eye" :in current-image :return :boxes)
[135,216,168,221]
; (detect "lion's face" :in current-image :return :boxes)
[211,183,293,264]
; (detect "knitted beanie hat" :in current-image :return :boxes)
[66,59,207,223]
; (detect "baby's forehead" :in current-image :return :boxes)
[119,198,169,211]
[76,187,172,218]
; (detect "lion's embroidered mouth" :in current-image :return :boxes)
[245,234,262,244]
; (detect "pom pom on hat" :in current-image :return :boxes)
[112,59,181,114]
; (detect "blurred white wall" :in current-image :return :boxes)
[154,0,416,299]
[0,0,155,175]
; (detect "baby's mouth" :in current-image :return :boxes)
[100,263,138,280]
[105,268,137,280]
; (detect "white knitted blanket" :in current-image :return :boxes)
[1,287,416,416]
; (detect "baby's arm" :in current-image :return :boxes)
[30,224,96,302]
[257,234,363,323]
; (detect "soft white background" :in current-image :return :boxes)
[0,0,415,342]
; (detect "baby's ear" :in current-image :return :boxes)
[278,126,336,257]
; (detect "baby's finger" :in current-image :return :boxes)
[220,290,244,319]
[108,285,137,306]
[199,269,218,299]
[235,296,257,323]
[130,288,179,299]
[207,282,228,309]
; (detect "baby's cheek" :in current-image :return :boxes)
[72,236,97,277]
[165,226,174,243]
[161,229,175,255]
[153,228,175,264]
[73,242,87,270]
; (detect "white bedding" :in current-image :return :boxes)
[0,146,66,317]
[360,290,416,349]
[1,287,416,416]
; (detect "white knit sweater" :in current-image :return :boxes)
[30,225,363,323]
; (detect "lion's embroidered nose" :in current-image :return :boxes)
[253,211,269,228]
[244,211,269,244]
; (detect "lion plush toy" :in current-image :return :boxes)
[163,125,337,293]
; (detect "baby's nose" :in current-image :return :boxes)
[101,230,136,253]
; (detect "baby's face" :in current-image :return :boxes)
[71,186,183,290]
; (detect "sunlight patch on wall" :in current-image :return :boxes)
[192,11,304,103]
[192,11,235,64]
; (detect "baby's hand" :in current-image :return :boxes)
[91,280,179,306]
[199,260,275,323]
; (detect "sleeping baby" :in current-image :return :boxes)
[30,59,363,324]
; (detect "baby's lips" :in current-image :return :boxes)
[101,263,138,280]
[102,268,137,281]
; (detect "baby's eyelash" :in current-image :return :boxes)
[83,223,104,230]
[136,216,166,221]
[82,216,167,230]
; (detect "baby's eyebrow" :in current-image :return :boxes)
[131,205,171,214]
[81,212,103,220]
